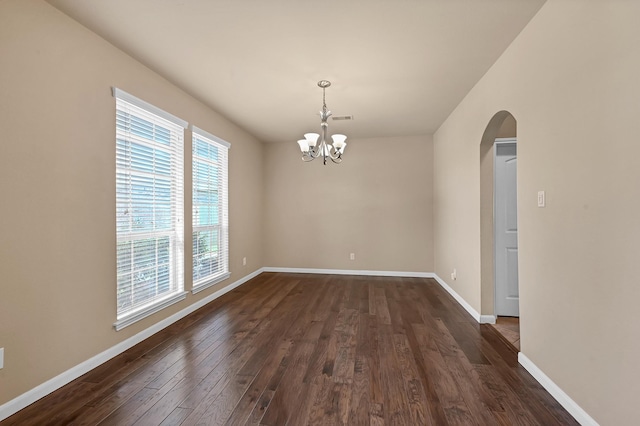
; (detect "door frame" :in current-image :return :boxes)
[493,137,519,317]
[479,110,516,324]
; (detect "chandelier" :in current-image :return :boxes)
[296,80,347,165]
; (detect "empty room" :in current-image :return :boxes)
[1,1,638,425]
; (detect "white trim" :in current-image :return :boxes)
[430,274,482,322]
[192,272,232,294]
[112,87,188,128]
[480,315,496,324]
[114,291,188,331]
[262,267,432,278]
[0,268,263,422]
[518,353,599,426]
[494,137,517,144]
[191,125,231,148]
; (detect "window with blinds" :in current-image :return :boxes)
[114,88,187,329]
[192,126,230,292]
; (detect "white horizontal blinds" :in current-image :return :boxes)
[192,127,229,288]
[115,90,185,320]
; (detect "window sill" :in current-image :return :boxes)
[192,272,231,295]
[113,291,188,331]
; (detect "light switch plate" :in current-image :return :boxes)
[537,191,546,207]
[0,348,4,369]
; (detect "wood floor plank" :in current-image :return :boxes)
[331,308,359,384]
[158,407,192,426]
[411,323,476,425]
[302,283,346,383]
[304,374,336,425]
[96,387,159,426]
[222,338,292,426]
[1,273,579,426]
[364,312,386,426]
[475,364,541,425]
[373,286,391,325]
[402,322,448,425]
[259,320,324,425]
[429,313,500,424]
[392,332,432,425]
[347,353,371,425]
[376,323,413,425]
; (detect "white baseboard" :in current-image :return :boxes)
[480,314,496,324]
[518,353,599,426]
[0,268,264,422]
[262,267,433,278]
[430,274,483,322]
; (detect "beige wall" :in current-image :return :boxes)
[264,135,434,272]
[496,114,517,138]
[433,0,640,423]
[0,0,263,405]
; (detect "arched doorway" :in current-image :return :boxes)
[480,111,520,349]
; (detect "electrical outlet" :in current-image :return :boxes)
[242,257,247,266]
[0,348,4,369]
[349,253,355,261]
[537,190,546,207]
[451,268,457,281]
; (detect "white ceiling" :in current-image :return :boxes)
[47,0,545,144]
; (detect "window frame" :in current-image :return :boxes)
[113,88,187,331]
[191,125,230,293]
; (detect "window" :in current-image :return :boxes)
[192,126,230,292]
[114,88,187,330]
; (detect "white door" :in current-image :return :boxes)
[495,141,519,317]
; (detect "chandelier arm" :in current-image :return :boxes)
[310,142,327,159]
[328,148,342,161]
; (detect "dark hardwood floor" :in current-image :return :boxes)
[2,273,578,425]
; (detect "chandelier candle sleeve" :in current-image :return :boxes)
[305,133,319,147]
[331,134,347,152]
[297,140,310,153]
[297,80,347,165]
